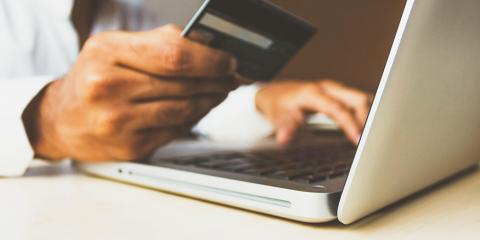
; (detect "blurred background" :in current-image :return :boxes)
[142,0,407,92]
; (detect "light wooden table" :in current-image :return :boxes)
[1,161,478,240]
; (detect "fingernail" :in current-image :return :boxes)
[277,134,288,146]
[229,57,238,73]
[277,129,291,145]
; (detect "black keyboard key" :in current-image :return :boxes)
[329,170,348,179]
[334,163,348,170]
[294,177,312,184]
[240,166,278,175]
[277,162,308,171]
[165,143,356,186]
[173,157,209,165]
[217,162,257,172]
[313,166,334,173]
[295,172,329,184]
[284,168,313,179]
[264,167,311,180]
[266,170,291,180]
[196,160,231,168]
[309,175,328,184]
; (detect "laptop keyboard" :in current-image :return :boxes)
[157,144,355,186]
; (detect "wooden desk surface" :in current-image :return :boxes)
[1,161,478,240]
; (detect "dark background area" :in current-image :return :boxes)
[270,0,407,92]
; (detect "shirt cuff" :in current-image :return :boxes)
[0,76,54,177]
[193,84,274,142]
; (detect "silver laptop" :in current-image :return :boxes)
[77,0,480,224]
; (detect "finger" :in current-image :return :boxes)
[88,25,237,78]
[317,80,372,126]
[187,29,216,45]
[92,66,236,101]
[274,110,304,145]
[125,95,225,130]
[301,93,361,144]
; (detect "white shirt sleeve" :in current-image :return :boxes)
[0,0,75,177]
[0,77,53,177]
[193,84,274,142]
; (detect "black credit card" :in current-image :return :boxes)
[182,0,317,81]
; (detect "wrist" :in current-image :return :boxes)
[22,80,66,161]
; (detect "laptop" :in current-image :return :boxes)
[77,0,480,224]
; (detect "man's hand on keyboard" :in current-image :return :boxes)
[255,79,372,145]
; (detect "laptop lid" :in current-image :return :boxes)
[338,0,480,224]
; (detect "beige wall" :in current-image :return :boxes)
[270,0,407,91]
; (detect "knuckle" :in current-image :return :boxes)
[81,33,119,63]
[82,36,102,52]
[82,72,113,102]
[161,24,182,34]
[95,111,126,136]
[300,83,319,95]
[317,79,336,90]
[82,73,104,101]
[161,44,192,73]
[83,32,112,53]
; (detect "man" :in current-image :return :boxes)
[0,0,371,176]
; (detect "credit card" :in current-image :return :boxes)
[182,0,317,81]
